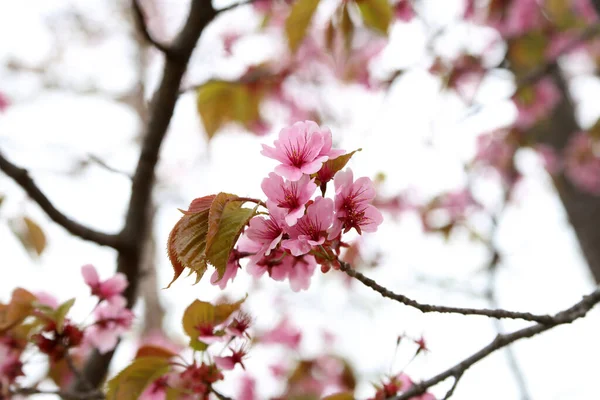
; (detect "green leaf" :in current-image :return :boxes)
[206,202,257,281]
[181,298,246,347]
[196,81,263,139]
[205,193,239,254]
[507,32,547,75]
[312,149,362,189]
[135,345,178,360]
[106,357,170,400]
[322,393,355,400]
[53,298,75,333]
[285,0,321,53]
[356,0,392,35]
[9,216,47,257]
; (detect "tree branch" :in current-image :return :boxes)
[215,0,257,14]
[12,386,104,400]
[337,261,555,323]
[391,285,600,399]
[71,0,218,390]
[0,151,121,249]
[131,0,171,55]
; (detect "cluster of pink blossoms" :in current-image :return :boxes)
[213,121,384,291]
[81,264,134,353]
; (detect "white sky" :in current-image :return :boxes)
[1,0,599,399]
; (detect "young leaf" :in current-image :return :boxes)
[206,193,239,254]
[167,197,215,288]
[182,298,246,343]
[206,202,257,281]
[106,357,170,400]
[285,0,321,53]
[312,149,362,193]
[9,216,47,257]
[135,345,178,360]
[0,288,37,332]
[356,0,392,35]
[53,298,75,334]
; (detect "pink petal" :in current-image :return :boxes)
[81,264,100,287]
[274,164,303,181]
[214,356,236,370]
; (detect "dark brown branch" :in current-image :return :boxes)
[131,0,171,55]
[392,286,600,399]
[216,0,257,14]
[0,151,121,249]
[338,261,554,323]
[71,0,218,390]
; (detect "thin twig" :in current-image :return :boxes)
[392,286,600,399]
[441,372,463,400]
[86,153,132,179]
[212,388,234,400]
[338,260,554,323]
[131,0,171,55]
[216,0,257,14]
[0,151,121,249]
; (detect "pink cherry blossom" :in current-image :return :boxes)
[214,348,247,370]
[85,296,134,354]
[394,0,415,22]
[436,188,478,220]
[246,248,291,282]
[285,253,317,292]
[496,0,545,38]
[261,121,344,181]
[475,130,516,180]
[513,79,561,130]
[283,197,334,256]
[81,264,128,301]
[210,251,240,289]
[329,169,383,239]
[196,323,225,345]
[564,132,600,195]
[260,318,302,350]
[238,375,257,400]
[34,291,59,309]
[139,376,169,400]
[0,93,9,113]
[261,173,316,226]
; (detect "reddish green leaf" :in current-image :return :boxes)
[181,298,245,349]
[312,148,362,188]
[507,32,547,75]
[135,345,178,360]
[53,298,75,334]
[196,81,263,139]
[9,216,47,257]
[285,0,321,53]
[341,3,355,54]
[106,357,170,400]
[0,288,37,332]
[206,202,257,281]
[322,393,355,400]
[166,205,210,288]
[356,0,392,35]
[206,193,239,254]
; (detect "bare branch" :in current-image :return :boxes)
[392,286,600,399]
[216,0,257,14]
[131,0,171,55]
[338,261,554,323]
[71,0,218,390]
[0,150,121,249]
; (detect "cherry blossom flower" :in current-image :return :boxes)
[238,375,257,400]
[167,363,223,399]
[394,0,415,22]
[81,264,128,301]
[85,296,134,354]
[261,121,344,181]
[246,248,292,282]
[283,197,334,256]
[0,93,9,113]
[564,132,600,195]
[226,312,253,338]
[261,173,317,226]
[196,323,225,345]
[140,376,169,400]
[34,291,59,308]
[32,321,84,361]
[495,0,545,38]
[329,169,383,239]
[513,79,560,129]
[210,251,240,289]
[436,188,479,220]
[260,318,302,350]
[214,347,247,370]
[0,342,22,385]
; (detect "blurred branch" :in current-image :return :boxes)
[0,151,121,249]
[71,0,218,390]
[393,285,600,399]
[131,0,171,55]
[338,260,554,323]
[85,153,132,179]
[216,0,257,14]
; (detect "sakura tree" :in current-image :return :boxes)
[1,0,600,399]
